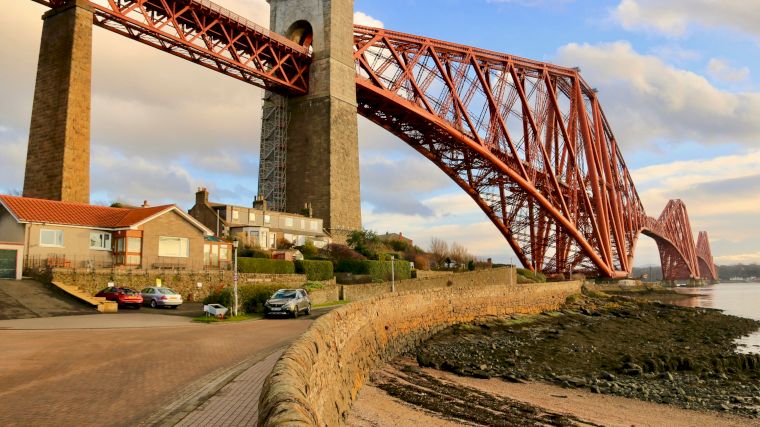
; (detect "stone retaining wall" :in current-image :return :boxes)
[307,284,340,305]
[48,269,308,302]
[258,272,581,426]
[341,268,515,301]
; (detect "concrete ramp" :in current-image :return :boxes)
[0,280,97,320]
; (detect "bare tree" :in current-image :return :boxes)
[449,242,473,268]
[429,237,449,268]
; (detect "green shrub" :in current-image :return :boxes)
[237,257,295,274]
[203,288,232,306]
[295,260,334,281]
[238,284,284,314]
[336,259,411,282]
[517,268,546,283]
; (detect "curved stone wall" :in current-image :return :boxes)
[258,274,581,426]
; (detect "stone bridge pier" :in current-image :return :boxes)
[24,0,92,204]
[267,0,362,243]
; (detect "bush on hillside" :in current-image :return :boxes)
[517,268,546,283]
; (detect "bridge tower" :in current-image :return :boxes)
[266,0,362,242]
[23,0,92,204]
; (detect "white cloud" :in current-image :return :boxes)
[706,58,750,83]
[612,0,760,39]
[354,12,384,28]
[554,41,760,149]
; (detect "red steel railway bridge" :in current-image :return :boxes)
[23,0,718,282]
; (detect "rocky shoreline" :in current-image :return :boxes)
[406,289,760,420]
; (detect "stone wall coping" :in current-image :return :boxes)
[257,271,581,426]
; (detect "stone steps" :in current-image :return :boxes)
[51,281,118,313]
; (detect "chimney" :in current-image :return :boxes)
[253,194,267,211]
[142,200,150,208]
[196,187,209,206]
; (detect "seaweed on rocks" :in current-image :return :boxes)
[414,294,760,418]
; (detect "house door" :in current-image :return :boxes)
[0,249,17,279]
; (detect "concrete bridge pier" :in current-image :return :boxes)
[267,0,362,243]
[23,0,92,204]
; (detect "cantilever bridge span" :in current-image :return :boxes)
[25,0,718,281]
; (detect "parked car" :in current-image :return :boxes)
[95,286,143,309]
[264,289,311,318]
[140,287,183,309]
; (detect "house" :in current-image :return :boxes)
[188,188,331,249]
[379,232,413,248]
[0,195,232,271]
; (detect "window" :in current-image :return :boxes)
[40,229,64,247]
[220,245,230,262]
[89,232,111,250]
[264,215,271,224]
[248,212,256,222]
[310,221,319,231]
[300,219,306,229]
[158,237,190,258]
[127,237,142,253]
[232,210,239,220]
[285,217,294,227]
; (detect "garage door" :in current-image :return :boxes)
[0,249,17,279]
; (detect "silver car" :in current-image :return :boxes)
[264,289,311,318]
[140,287,183,309]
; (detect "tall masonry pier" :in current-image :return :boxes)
[267,0,362,243]
[24,0,92,204]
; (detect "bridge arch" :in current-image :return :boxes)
[353,26,645,278]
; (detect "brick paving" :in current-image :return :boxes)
[0,317,315,427]
[175,350,283,427]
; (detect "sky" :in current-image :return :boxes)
[1,0,759,267]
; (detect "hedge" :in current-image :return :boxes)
[335,259,412,282]
[237,257,295,274]
[295,260,334,281]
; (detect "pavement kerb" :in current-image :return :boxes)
[140,343,289,427]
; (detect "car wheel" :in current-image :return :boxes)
[170,305,179,309]
[134,304,141,310]
[150,299,157,308]
[292,306,299,318]
[305,305,311,315]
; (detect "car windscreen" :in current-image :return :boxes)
[157,288,177,295]
[272,291,296,299]
[122,289,138,295]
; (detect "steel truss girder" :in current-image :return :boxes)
[696,231,719,281]
[353,25,646,278]
[33,0,311,94]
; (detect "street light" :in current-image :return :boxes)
[391,255,396,293]
[232,239,239,317]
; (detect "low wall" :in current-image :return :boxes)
[341,268,516,301]
[307,284,340,305]
[47,269,307,302]
[258,274,581,426]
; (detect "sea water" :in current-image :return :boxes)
[674,282,760,354]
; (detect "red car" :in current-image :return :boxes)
[95,286,143,309]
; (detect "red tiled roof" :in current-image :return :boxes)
[0,195,174,229]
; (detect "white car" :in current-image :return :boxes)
[140,287,183,309]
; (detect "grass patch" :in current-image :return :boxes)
[192,313,262,324]
[314,300,350,308]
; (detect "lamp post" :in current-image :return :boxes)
[232,239,239,317]
[391,255,396,293]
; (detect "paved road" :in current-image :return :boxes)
[0,279,94,320]
[0,310,329,426]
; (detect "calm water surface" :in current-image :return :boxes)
[674,282,760,354]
